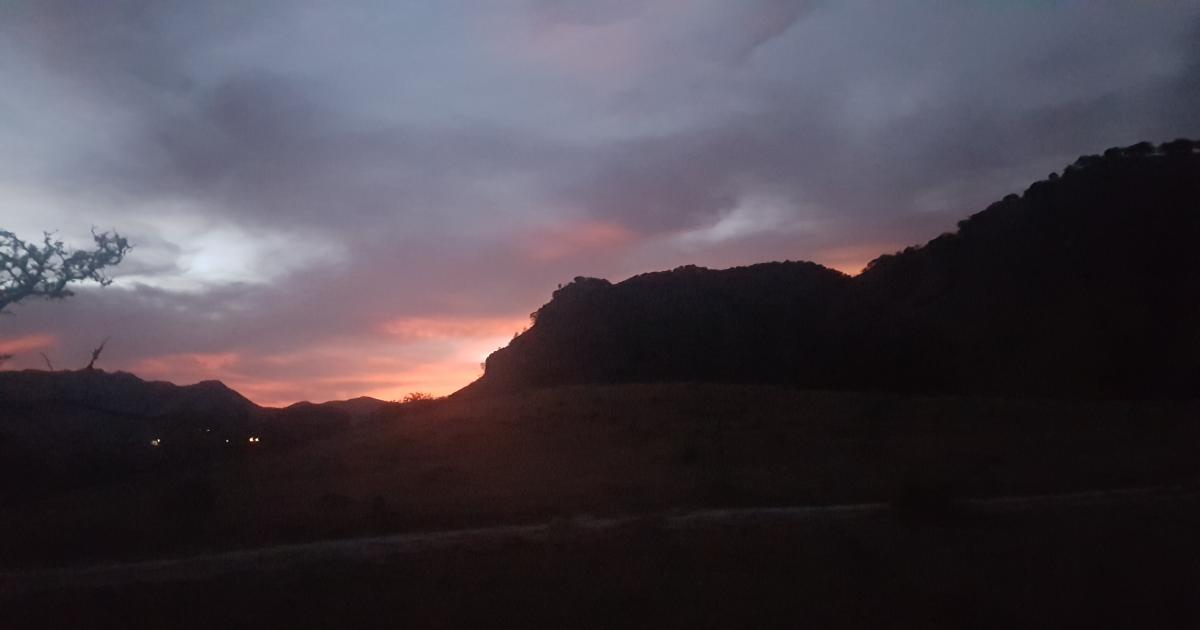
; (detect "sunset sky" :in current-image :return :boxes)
[2,1,1197,405]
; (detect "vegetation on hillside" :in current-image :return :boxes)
[470,140,1200,399]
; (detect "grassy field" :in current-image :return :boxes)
[2,384,1198,570]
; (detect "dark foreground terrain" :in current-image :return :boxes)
[4,488,1199,629]
[3,384,1200,567]
[2,383,1199,628]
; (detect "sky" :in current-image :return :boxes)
[1,0,1198,405]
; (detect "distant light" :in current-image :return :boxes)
[248,436,260,443]
[225,439,230,443]
[150,438,161,447]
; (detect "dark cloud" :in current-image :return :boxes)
[2,1,187,87]
[560,6,1200,249]
[34,66,576,236]
[709,0,819,63]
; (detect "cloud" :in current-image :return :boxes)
[556,3,1199,248]
[381,316,530,342]
[674,195,811,246]
[519,220,634,261]
[1,0,1197,403]
[132,351,241,382]
[0,334,57,356]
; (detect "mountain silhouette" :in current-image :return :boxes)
[285,396,388,420]
[464,139,1200,399]
[0,369,257,420]
[0,369,359,501]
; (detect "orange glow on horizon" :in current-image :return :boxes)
[815,243,895,276]
[115,315,528,407]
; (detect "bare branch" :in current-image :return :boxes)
[85,337,109,371]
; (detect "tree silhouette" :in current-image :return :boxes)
[0,229,131,314]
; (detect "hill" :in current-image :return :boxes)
[465,139,1200,399]
[0,368,257,420]
[0,369,356,501]
[285,396,389,420]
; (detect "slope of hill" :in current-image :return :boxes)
[285,396,390,420]
[465,140,1200,399]
[0,369,354,501]
[0,369,257,420]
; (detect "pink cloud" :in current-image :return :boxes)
[480,4,665,87]
[0,333,56,355]
[380,315,530,341]
[520,220,634,261]
[131,352,242,381]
